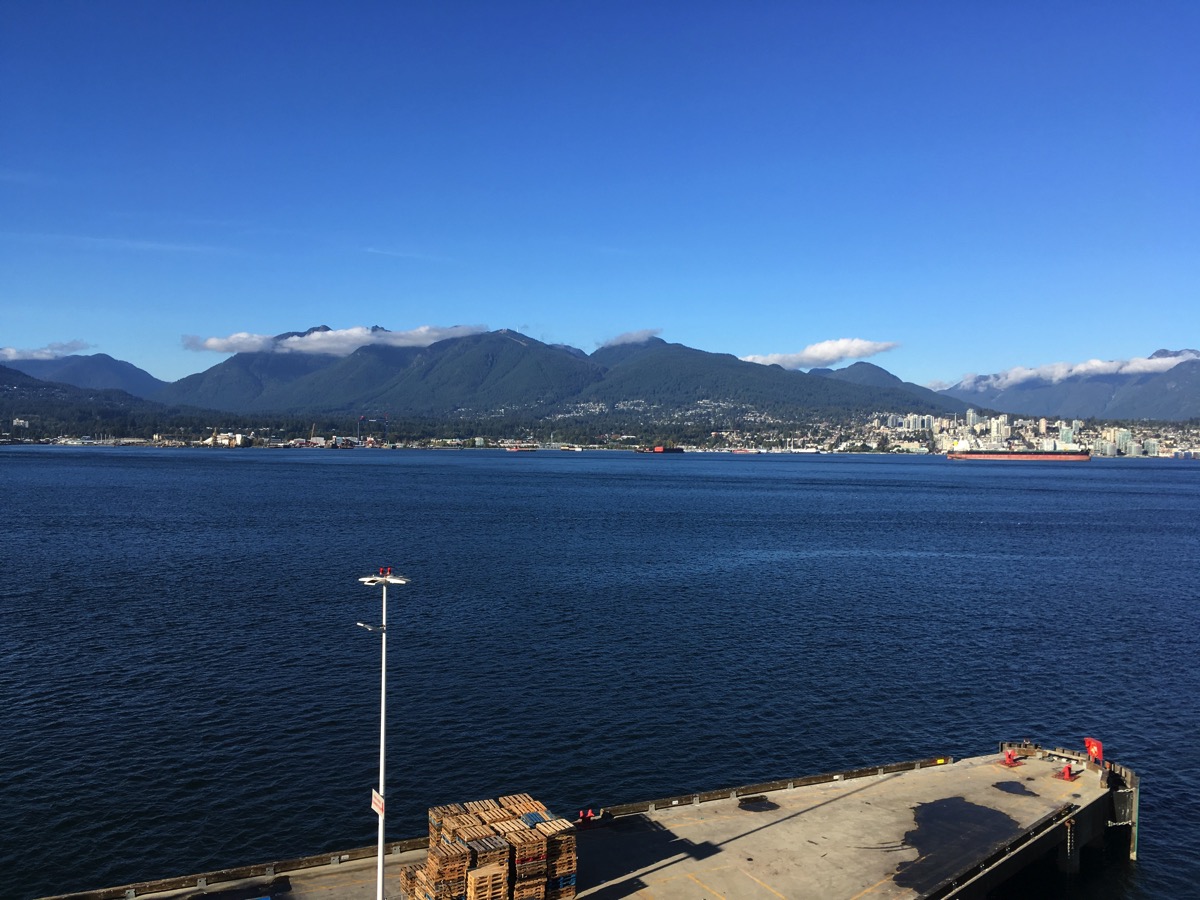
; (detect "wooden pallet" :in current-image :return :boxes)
[501,797,548,817]
[428,802,468,845]
[398,864,420,900]
[463,798,503,815]
[492,818,526,835]
[546,855,577,879]
[548,845,577,865]
[498,792,535,808]
[466,835,510,868]
[456,823,497,844]
[465,862,508,900]
[418,878,467,900]
[538,819,576,857]
[535,818,576,838]
[440,812,485,843]
[427,841,471,880]
[512,879,547,900]
[507,827,548,861]
[478,805,519,826]
[430,802,468,821]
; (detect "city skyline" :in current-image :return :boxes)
[3,2,1197,385]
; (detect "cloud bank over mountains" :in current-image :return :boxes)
[0,340,92,361]
[741,338,900,370]
[600,329,662,348]
[182,325,489,356]
[8,324,1195,409]
[953,350,1200,392]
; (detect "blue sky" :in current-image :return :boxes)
[2,1,1197,386]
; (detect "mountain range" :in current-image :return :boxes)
[4,329,1199,424]
[938,349,1200,420]
[148,329,965,420]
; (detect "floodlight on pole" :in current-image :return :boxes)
[358,566,408,900]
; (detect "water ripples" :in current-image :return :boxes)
[2,449,1198,898]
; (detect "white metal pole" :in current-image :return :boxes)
[377,579,387,900]
[359,570,406,900]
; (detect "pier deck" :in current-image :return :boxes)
[45,744,1136,900]
[575,750,1111,899]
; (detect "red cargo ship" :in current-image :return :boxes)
[947,450,1090,461]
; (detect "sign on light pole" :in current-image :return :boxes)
[357,567,408,900]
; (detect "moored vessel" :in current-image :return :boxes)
[947,450,1090,461]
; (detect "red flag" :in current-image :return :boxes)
[1084,737,1103,763]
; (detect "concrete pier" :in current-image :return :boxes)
[574,743,1137,899]
[41,742,1138,900]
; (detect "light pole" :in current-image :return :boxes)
[357,566,408,900]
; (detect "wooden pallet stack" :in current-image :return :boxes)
[507,827,549,900]
[429,803,467,845]
[466,860,507,900]
[442,812,485,844]
[539,818,578,900]
[399,863,420,900]
[401,795,577,900]
[465,834,511,868]
[428,842,472,899]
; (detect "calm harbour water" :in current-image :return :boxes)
[1,447,1198,899]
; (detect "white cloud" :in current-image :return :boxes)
[741,338,899,369]
[601,329,661,348]
[0,340,93,360]
[954,351,1200,392]
[183,325,488,356]
[182,332,276,353]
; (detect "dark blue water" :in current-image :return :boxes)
[2,448,1197,898]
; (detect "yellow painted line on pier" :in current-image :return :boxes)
[661,814,710,829]
[685,871,727,898]
[847,870,902,900]
[737,867,788,898]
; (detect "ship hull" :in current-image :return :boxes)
[947,451,1090,461]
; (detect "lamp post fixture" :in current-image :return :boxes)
[357,566,409,900]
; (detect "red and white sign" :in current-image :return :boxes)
[371,789,385,817]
